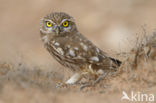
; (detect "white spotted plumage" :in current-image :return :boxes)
[90,56,99,62]
[69,49,75,57]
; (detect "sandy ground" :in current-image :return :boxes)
[0,0,156,103]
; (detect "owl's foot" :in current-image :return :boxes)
[78,72,108,91]
[93,72,108,85]
[78,83,92,91]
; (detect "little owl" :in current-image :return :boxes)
[40,12,121,88]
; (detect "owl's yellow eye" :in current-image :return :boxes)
[46,21,52,28]
[62,21,69,27]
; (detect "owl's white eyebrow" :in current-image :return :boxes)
[60,19,71,24]
[44,19,56,24]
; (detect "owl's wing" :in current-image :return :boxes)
[62,33,121,69]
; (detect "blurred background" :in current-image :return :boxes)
[0,0,156,67]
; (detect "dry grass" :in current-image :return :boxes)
[0,31,156,103]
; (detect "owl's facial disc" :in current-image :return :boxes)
[42,18,73,36]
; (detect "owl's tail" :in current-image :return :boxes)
[109,57,122,67]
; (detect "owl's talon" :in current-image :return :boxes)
[78,83,92,91]
[78,73,108,91]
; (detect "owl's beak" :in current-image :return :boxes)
[55,26,60,35]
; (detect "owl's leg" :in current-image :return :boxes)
[56,73,82,88]
[93,71,108,85]
[65,73,82,84]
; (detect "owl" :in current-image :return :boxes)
[40,12,121,87]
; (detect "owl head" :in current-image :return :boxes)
[40,12,77,37]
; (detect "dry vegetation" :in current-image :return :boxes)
[0,31,155,103]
